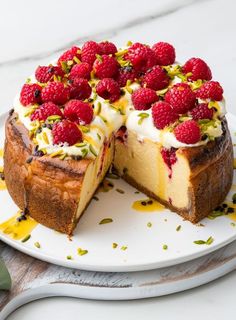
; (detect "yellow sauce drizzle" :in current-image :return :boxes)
[132,198,165,212]
[83,135,99,149]
[0,149,3,157]
[224,202,236,221]
[0,211,38,240]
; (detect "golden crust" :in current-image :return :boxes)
[4,113,234,233]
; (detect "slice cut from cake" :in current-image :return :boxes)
[4,41,234,234]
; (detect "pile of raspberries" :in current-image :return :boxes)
[19,41,224,146]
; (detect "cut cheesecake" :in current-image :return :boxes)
[114,120,233,223]
[3,40,234,234]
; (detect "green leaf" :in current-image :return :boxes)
[0,259,11,291]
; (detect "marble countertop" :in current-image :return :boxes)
[1,0,236,318]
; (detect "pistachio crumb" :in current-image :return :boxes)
[77,248,88,256]
[162,244,168,250]
[21,234,31,243]
[66,255,73,260]
[147,222,152,228]
[116,188,125,194]
[34,242,41,248]
[112,243,118,249]
[176,225,181,232]
[99,218,113,225]
[121,246,128,251]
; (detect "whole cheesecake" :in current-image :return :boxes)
[4,41,234,234]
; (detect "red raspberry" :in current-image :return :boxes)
[152,101,178,129]
[182,58,212,81]
[165,83,196,114]
[52,120,82,146]
[64,100,93,125]
[190,103,213,120]
[69,78,92,100]
[131,88,158,110]
[161,147,177,170]
[35,65,64,83]
[174,120,201,144]
[196,81,223,101]
[41,82,70,105]
[115,66,137,87]
[20,83,42,106]
[99,41,117,55]
[57,46,81,66]
[142,65,169,90]
[93,55,119,79]
[81,41,101,66]
[96,78,120,102]
[152,42,175,65]
[30,102,63,121]
[124,42,157,73]
[69,63,92,81]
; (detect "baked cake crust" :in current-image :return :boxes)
[4,113,233,234]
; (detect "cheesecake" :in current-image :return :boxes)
[4,41,234,234]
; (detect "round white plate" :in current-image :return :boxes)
[0,113,235,272]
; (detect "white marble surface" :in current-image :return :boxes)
[1,0,236,318]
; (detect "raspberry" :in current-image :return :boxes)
[115,66,137,87]
[152,101,178,129]
[69,62,92,81]
[41,82,70,105]
[182,58,212,81]
[81,41,101,66]
[131,88,158,110]
[35,65,64,83]
[57,46,81,66]
[99,41,117,55]
[69,78,92,100]
[142,65,169,90]
[124,42,157,73]
[64,100,93,125]
[152,42,175,66]
[196,81,223,101]
[52,120,82,146]
[93,55,119,79]
[161,147,177,169]
[190,103,213,120]
[30,102,63,121]
[165,83,196,114]
[96,78,120,102]
[20,83,42,106]
[174,120,201,144]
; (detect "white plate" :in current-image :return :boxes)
[0,113,235,272]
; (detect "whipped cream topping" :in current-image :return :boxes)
[13,52,226,159]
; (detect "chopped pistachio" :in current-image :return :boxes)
[81,148,88,158]
[66,255,73,260]
[75,142,87,147]
[73,56,81,64]
[147,222,152,228]
[137,112,149,125]
[162,244,168,250]
[21,234,31,243]
[112,242,118,249]
[99,218,113,225]
[34,242,41,248]
[193,236,214,245]
[176,225,181,232]
[42,132,49,144]
[116,188,125,194]
[80,126,90,133]
[121,245,128,251]
[97,133,101,140]
[49,150,63,158]
[77,248,88,256]
[89,144,97,157]
[230,222,236,227]
[47,115,62,121]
